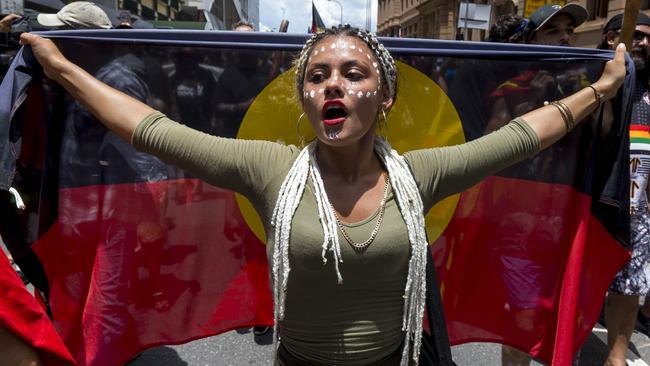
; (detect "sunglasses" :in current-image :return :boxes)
[633,30,650,43]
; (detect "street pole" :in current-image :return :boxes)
[464,0,469,41]
[328,0,342,25]
[621,0,641,50]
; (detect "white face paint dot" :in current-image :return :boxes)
[366,54,371,59]
[309,90,315,98]
[314,50,318,55]
[373,90,377,96]
[320,46,325,52]
[373,62,378,67]
[350,45,355,49]
[348,90,355,95]
[366,91,371,98]
[330,43,336,49]
[357,91,363,98]
[318,88,324,94]
[358,48,362,52]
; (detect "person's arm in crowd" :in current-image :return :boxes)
[19,33,155,142]
[521,43,626,150]
[0,14,21,33]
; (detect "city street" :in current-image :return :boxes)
[126,320,650,365]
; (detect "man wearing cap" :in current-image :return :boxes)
[599,12,650,366]
[526,3,588,46]
[37,1,111,30]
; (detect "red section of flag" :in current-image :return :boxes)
[0,249,76,366]
[32,179,272,366]
[30,176,627,365]
[630,124,649,132]
[433,176,629,365]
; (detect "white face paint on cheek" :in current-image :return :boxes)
[319,88,324,94]
[348,90,355,95]
[309,90,315,98]
[357,91,363,98]
[321,46,325,52]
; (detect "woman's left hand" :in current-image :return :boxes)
[592,43,627,101]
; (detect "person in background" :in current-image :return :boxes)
[35,1,111,29]
[599,12,650,366]
[233,20,254,32]
[0,13,21,33]
[487,14,528,44]
[229,18,274,338]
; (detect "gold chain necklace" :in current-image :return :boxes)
[332,174,390,252]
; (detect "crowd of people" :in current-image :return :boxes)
[0,1,646,366]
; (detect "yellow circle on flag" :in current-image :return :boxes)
[235,61,465,244]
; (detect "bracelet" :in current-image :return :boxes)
[549,101,575,132]
[586,85,603,105]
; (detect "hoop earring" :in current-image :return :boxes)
[377,108,388,139]
[296,112,306,146]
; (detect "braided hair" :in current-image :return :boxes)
[294,24,397,103]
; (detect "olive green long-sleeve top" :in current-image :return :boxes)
[132,112,539,365]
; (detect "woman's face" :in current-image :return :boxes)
[302,35,392,147]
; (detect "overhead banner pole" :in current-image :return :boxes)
[621,0,641,50]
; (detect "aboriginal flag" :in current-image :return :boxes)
[311,1,326,33]
[0,31,633,365]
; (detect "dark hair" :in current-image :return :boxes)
[487,15,527,43]
[233,20,254,31]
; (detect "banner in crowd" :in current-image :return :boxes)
[0,30,633,366]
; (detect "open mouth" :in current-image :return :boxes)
[322,101,348,126]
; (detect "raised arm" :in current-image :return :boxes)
[19,33,295,199]
[407,44,627,209]
[20,33,153,142]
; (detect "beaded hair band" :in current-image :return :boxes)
[294,25,397,102]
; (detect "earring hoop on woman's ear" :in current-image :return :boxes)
[296,112,306,146]
[382,109,388,125]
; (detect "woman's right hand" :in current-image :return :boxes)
[19,33,68,81]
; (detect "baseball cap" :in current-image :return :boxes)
[37,1,112,29]
[603,12,650,33]
[528,3,588,33]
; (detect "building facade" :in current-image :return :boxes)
[378,0,516,40]
[377,0,650,47]
[118,0,258,28]
[119,0,182,20]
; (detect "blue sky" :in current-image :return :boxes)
[259,0,377,33]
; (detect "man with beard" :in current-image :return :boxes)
[599,12,650,366]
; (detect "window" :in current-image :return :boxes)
[586,0,608,20]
